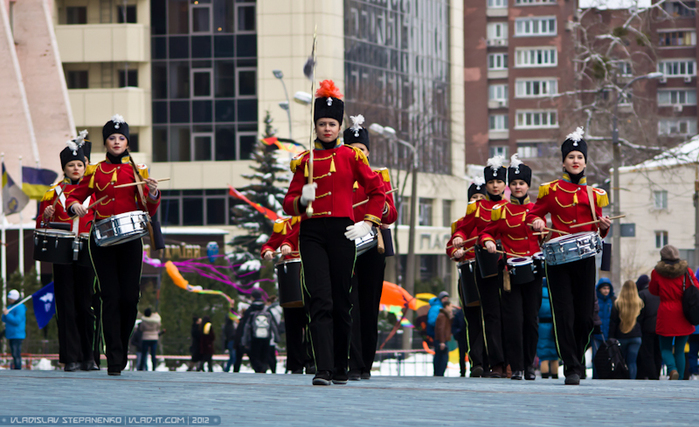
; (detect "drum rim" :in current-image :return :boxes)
[94,210,149,227]
[275,259,302,267]
[507,257,532,266]
[34,229,74,236]
[457,259,476,267]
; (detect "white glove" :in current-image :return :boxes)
[300,183,317,206]
[280,245,292,256]
[345,221,373,241]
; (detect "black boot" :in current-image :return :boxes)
[312,370,332,386]
[64,362,81,372]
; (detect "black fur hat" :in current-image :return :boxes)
[484,156,507,183]
[343,114,369,151]
[102,114,130,144]
[561,127,588,161]
[508,154,532,186]
[313,80,344,126]
[468,177,487,200]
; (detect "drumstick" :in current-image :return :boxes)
[352,188,398,208]
[569,214,626,229]
[446,235,479,249]
[526,224,570,235]
[70,195,109,220]
[496,249,521,258]
[114,178,171,189]
[272,250,300,256]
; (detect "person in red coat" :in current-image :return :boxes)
[36,140,97,372]
[451,156,508,378]
[67,114,160,376]
[261,217,312,374]
[344,115,398,380]
[529,127,611,385]
[649,244,699,380]
[282,81,385,385]
[481,154,542,381]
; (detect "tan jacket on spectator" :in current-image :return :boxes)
[435,307,453,344]
[141,313,162,341]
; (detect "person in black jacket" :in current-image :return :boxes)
[609,280,644,379]
[223,317,237,372]
[635,274,662,379]
[189,317,202,371]
[238,289,270,373]
[451,306,468,377]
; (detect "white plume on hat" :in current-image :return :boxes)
[510,153,522,174]
[349,114,365,137]
[567,126,585,147]
[486,155,505,177]
[111,114,126,129]
[473,176,485,189]
[8,289,19,301]
[65,129,89,155]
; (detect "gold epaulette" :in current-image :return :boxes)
[273,219,287,234]
[466,200,478,216]
[593,187,609,208]
[290,216,300,226]
[41,184,61,202]
[491,202,507,221]
[538,181,556,199]
[290,151,309,173]
[346,145,370,166]
[85,164,97,176]
[374,168,391,183]
[137,163,150,179]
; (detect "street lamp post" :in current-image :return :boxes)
[611,71,663,285]
[369,124,418,350]
[272,70,292,139]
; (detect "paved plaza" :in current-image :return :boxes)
[1,370,698,426]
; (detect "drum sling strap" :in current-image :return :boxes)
[586,185,597,228]
[129,159,164,251]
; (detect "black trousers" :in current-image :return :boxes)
[89,235,143,372]
[545,257,596,377]
[92,290,103,366]
[300,217,355,374]
[349,245,387,372]
[284,306,309,372]
[637,332,662,380]
[501,276,542,371]
[53,262,95,364]
[455,329,468,376]
[464,306,487,370]
[249,338,271,373]
[475,265,505,368]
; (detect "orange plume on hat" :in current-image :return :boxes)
[315,80,343,99]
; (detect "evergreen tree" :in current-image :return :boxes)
[229,111,290,291]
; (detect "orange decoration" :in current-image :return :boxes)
[315,80,343,99]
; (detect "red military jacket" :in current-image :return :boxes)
[353,168,398,225]
[283,141,385,225]
[452,196,502,244]
[446,217,478,262]
[36,176,94,234]
[260,216,301,261]
[527,174,609,239]
[66,155,160,221]
[480,197,540,257]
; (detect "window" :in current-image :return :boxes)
[488,53,508,70]
[658,90,697,105]
[129,133,139,152]
[237,4,256,32]
[515,17,556,36]
[158,189,233,226]
[117,5,137,23]
[193,133,213,161]
[487,22,508,40]
[489,114,508,130]
[517,142,540,158]
[663,1,696,17]
[653,190,668,209]
[659,31,696,47]
[191,5,212,34]
[66,7,87,25]
[237,132,257,161]
[191,69,213,98]
[515,0,556,4]
[515,47,557,67]
[516,110,558,129]
[419,198,433,226]
[655,231,669,249]
[489,145,509,158]
[237,68,256,97]
[118,69,138,88]
[489,84,508,101]
[658,119,697,135]
[398,196,410,225]
[515,79,557,97]
[618,61,633,77]
[66,71,88,89]
[442,200,453,228]
[658,60,696,77]
[488,0,507,8]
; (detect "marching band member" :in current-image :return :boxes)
[282,80,386,386]
[528,127,610,385]
[344,116,398,380]
[261,216,313,374]
[447,179,488,377]
[36,140,97,372]
[67,115,161,376]
[451,157,507,378]
[481,154,542,381]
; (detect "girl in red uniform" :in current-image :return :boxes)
[37,140,97,372]
[282,81,385,385]
[481,154,542,380]
[67,115,160,376]
[529,128,610,385]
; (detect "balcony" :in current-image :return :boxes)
[486,8,508,17]
[56,24,149,63]
[486,38,508,47]
[488,130,509,140]
[68,87,149,127]
[488,100,508,109]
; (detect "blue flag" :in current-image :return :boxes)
[22,166,59,200]
[32,282,55,329]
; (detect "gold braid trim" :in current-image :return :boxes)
[290,151,309,173]
[375,168,391,183]
[311,211,331,217]
[556,215,575,225]
[555,197,577,209]
[316,192,332,199]
[347,145,370,166]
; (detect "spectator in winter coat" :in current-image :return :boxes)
[189,317,202,371]
[427,291,449,340]
[537,281,559,379]
[199,316,216,372]
[596,278,616,340]
[223,317,237,373]
[2,290,26,370]
[451,306,468,377]
[139,308,162,371]
[434,300,454,377]
[636,274,662,380]
[609,280,644,379]
[649,245,699,380]
[590,290,605,379]
[240,289,275,373]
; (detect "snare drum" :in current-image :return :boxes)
[458,260,479,306]
[93,211,149,247]
[76,233,92,268]
[541,231,602,266]
[532,252,545,278]
[507,257,535,285]
[33,229,75,265]
[355,227,378,257]
[276,259,303,308]
[475,244,500,279]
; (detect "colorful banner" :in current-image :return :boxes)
[261,137,305,154]
[21,166,59,200]
[2,163,29,215]
[228,185,280,221]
